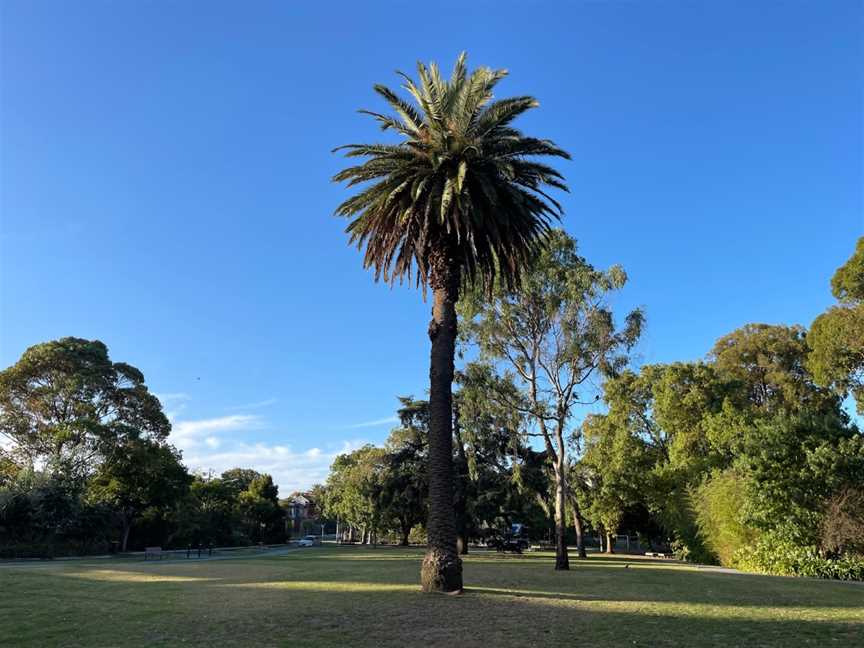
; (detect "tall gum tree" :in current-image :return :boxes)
[0,337,170,480]
[460,230,644,570]
[808,236,864,414]
[332,53,570,592]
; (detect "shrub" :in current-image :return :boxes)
[821,487,864,556]
[735,528,864,581]
[692,469,756,567]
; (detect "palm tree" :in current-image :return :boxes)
[333,53,570,593]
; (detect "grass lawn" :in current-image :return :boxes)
[1,546,861,647]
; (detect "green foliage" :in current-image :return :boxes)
[0,336,288,553]
[710,324,837,415]
[88,439,191,550]
[324,445,388,536]
[579,412,652,538]
[380,400,429,543]
[735,527,864,581]
[741,414,863,545]
[332,53,570,291]
[0,337,170,479]
[807,236,864,413]
[692,469,756,566]
[830,236,864,304]
[0,470,113,558]
[821,487,864,556]
[237,474,284,543]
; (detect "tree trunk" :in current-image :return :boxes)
[569,492,588,559]
[452,404,469,556]
[121,515,132,553]
[606,532,615,554]
[420,271,463,594]
[553,469,570,570]
[400,525,410,546]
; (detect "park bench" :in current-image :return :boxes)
[144,546,166,560]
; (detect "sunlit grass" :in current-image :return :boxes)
[1,546,861,647]
[60,569,217,583]
[222,580,415,593]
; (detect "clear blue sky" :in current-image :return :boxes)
[1,1,861,491]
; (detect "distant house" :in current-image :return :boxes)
[282,493,315,533]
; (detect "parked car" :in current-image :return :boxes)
[297,535,319,547]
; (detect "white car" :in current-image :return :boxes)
[297,535,318,547]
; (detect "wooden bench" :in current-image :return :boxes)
[144,546,166,560]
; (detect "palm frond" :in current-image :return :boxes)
[333,53,570,292]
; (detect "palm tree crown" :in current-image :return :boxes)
[333,53,570,291]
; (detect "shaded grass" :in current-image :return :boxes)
[1,547,861,647]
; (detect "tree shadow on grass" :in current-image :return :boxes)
[6,557,863,648]
[282,553,864,610]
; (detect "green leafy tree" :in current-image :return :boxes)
[461,230,643,569]
[830,236,864,303]
[333,53,570,592]
[711,324,836,415]
[221,468,264,496]
[809,237,864,413]
[741,413,863,546]
[455,363,527,553]
[324,445,387,544]
[237,474,284,543]
[88,439,190,551]
[0,338,170,479]
[184,475,242,546]
[579,409,653,553]
[380,400,429,545]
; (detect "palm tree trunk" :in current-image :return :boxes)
[420,272,463,593]
[453,404,469,556]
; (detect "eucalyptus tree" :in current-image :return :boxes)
[809,236,864,413]
[461,230,643,569]
[333,53,569,592]
[0,338,170,480]
[324,445,387,544]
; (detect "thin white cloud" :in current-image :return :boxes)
[171,414,262,448]
[167,409,365,493]
[341,415,399,429]
[154,392,191,403]
[157,392,192,421]
[226,398,278,411]
[181,439,367,495]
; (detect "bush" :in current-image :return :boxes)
[692,469,756,567]
[0,540,112,560]
[821,487,864,556]
[735,529,864,581]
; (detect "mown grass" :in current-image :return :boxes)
[1,546,861,647]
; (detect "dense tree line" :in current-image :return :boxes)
[2,236,860,583]
[0,339,286,557]
[318,235,864,581]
